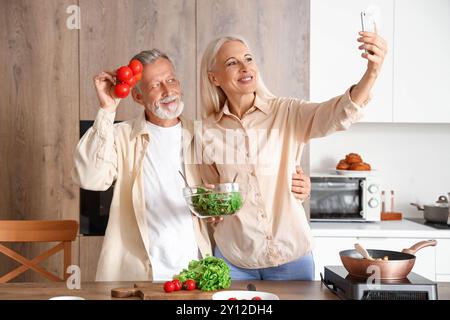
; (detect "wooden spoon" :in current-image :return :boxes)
[354,243,374,260]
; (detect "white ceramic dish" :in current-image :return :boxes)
[335,169,374,176]
[212,290,279,300]
[49,296,85,300]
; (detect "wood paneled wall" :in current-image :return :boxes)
[1,0,310,281]
[0,0,79,281]
[197,0,310,101]
[79,0,197,120]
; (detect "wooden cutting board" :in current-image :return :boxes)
[111,283,215,300]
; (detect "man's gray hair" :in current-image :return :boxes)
[131,49,173,94]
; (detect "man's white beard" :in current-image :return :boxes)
[149,96,184,120]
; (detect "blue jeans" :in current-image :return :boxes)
[214,247,315,281]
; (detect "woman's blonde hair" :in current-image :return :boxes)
[200,35,274,118]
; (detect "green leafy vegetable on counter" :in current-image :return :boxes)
[191,187,243,217]
[174,256,231,291]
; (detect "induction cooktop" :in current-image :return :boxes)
[321,266,438,300]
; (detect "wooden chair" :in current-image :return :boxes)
[0,220,78,283]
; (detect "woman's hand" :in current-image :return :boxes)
[357,30,387,78]
[351,29,388,106]
[291,166,311,201]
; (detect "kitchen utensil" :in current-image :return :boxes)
[410,195,449,224]
[247,283,256,291]
[112,284,214,300]
[354,243,374,260]
[232,172,239,183]
[178,170,189,187]
[339,240,437,280]
[381,190,386,212]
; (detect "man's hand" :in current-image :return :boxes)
[291,166,311,201]
[93,71,120,112]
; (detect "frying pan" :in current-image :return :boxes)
[339,240,437,280]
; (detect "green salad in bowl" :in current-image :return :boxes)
[183,183,245,218]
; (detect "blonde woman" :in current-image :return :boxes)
[198,33,387,280]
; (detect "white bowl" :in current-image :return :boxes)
[49,296,85,300]
[212,290,279,300]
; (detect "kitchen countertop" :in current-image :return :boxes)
[310,219,450,238]
[0,281,336,300]
[1,280,450,300]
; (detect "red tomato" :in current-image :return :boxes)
[123,75,137,87]
[116,66,133,82]
[114,83,130,98]
[172,279,182,291]
[128,59,143,75]
[133,73,142,81]
[163,281,175,293]
[182,279,196,291]
[252,296,262,300]
[228,297,237,300]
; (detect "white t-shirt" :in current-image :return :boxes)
[143,121,199,281]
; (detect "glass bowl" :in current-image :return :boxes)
[183,183,246,219]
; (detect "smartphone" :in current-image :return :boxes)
[360,11,376,54]
[360,11,376,33]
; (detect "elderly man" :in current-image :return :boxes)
[72,49,311,281]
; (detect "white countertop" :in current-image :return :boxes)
[310,219,450,238]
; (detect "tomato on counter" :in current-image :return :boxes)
[172,279,182,291]
[163,281,175,293]
[182,279,196,291]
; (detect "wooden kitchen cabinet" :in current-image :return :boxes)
[79,236,104,282]
[310,0,394,123]
[393,0,450,123]
[312,236,437,281]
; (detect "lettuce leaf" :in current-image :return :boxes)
[174,256,231,291]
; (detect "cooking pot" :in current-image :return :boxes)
[411,195,449,225]
[339,240,437,280]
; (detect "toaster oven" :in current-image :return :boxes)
[309,173,381,222]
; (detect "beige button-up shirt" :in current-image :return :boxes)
[197,88,365,269]
[72,108,212,281]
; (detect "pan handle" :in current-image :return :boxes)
[410,203,424,211]
[402,240,437,255]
